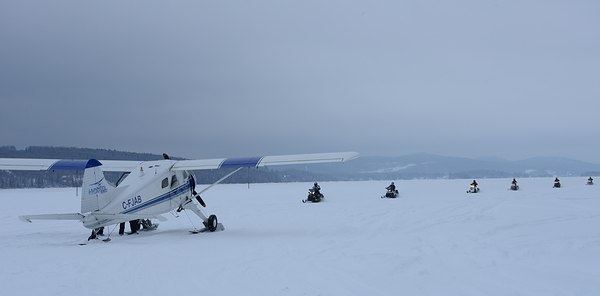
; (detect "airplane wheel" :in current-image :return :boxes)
[207,215,218,232]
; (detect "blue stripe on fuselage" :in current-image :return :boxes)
[122,182,191,214]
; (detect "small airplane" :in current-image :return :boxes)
[0,151,358,241]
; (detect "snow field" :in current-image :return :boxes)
[1,177,599,296]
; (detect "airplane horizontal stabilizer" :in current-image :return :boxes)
[92,213,167,222]
[19,213,84,223]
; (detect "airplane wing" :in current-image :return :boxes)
[0,158,142,172]
[94,160,143,172]
[171,152,359,171]
[0,151,359,172]
[0,158,58,171]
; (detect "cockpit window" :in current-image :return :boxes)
[171,175,178,187]
[116,172,130,186]
[182,171,188,179]
[161,178,168,188]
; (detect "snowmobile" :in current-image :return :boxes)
[587,178,594,185]
[381,189,399,198]
[510,184,519,191]
[553,180,561,188]
[467,185,480,193]
[302,189,324,203]
[139,219,158,231]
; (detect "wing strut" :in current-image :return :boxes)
[190,167,244,208]
[197,167,244,195]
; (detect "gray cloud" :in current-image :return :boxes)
[1,0,599,162]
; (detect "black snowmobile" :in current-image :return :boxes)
[381,189,399,198]
[139,219,159,231]
[587,178,594,185]
[510,184,519,191]
[302,189,324,203]
[553,179,561,188]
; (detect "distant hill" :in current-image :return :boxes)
[278,153,600,180]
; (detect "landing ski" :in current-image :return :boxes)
[189,223,225,234]
[78,237,111,245]
[189,228,209,234]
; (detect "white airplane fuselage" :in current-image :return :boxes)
[82,160,193,229]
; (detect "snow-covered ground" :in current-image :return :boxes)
[1,177,599,296]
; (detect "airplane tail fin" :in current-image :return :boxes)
[80,159,116,213]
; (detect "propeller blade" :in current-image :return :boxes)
[189,175,203,206]
[195,195,207,207]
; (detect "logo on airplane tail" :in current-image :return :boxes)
[88,178,108,195]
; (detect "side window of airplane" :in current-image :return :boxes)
[161,177,168,189]
[115,172,130,186]
[171,175,178,187]
[182,171,188,180]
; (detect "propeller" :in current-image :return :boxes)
[189,175,207,207]
[194,191,207,208]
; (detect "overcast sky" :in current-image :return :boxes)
[1,0,599,163]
